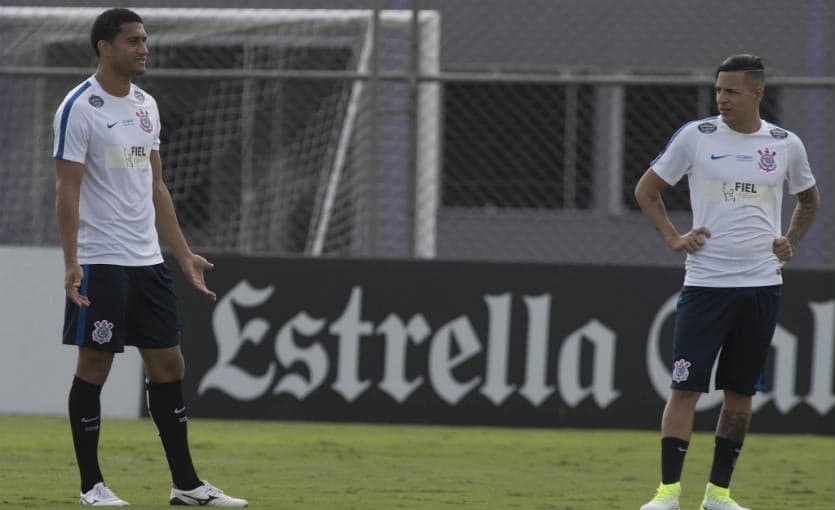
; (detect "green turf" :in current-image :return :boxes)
[0,415,831,509]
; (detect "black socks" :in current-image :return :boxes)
[146,380,202,491]
[69,376,104,493]
[709,436,743,488]
[658,435,742,488]
[661,437,689,484]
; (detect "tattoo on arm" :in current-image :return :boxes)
[716,410,750,443]
[785,186,820,247]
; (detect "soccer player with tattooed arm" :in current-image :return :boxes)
[54,7,247,507]
[634,54,820,510]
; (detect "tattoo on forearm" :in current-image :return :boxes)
[786,188,819,246]
[717,410,750,442]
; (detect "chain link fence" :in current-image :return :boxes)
[1,2,833,268]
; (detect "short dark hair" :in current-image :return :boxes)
[90,8,143,57]
[715,54,765,85]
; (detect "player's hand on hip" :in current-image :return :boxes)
[64,262,91,307]
[773,236,793,262]
[670,227,711,254]
[180,253,217,301]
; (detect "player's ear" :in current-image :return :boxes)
[97,39,110,58]
[754,82,765,101]
[754,85,764,102]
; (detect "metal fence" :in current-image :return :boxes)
[1,2,833,268]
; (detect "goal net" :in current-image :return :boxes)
[0,7,440,257]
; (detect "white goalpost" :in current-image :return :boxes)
[307,9,441,258]
[308,17,374,256]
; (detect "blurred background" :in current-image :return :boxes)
[2,0,832,267]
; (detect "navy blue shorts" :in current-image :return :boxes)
[670,285,782,395]
[62,263,181,352]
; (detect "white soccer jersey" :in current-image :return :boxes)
[651,116,816,287]
[53,75,163,266]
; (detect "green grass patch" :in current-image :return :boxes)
[0,415,831,509]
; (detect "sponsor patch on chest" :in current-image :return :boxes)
[704,179,776,205]
[105,145,151,169]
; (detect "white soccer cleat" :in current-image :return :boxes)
[79,482,130,506]
[639,482,680,510]
[701,483,750,510]
[169,481,248,507]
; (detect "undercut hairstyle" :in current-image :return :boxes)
[90,8,143,57]
[715,54,765,87]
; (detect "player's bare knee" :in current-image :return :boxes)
[670,389,701,404]
[144,361,184,382]
[722,390,753,411]
[75,370,110,386]
[142,348,185,382]
[76,348,114,385]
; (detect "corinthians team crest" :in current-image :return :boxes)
[91,320,114,344]
[136,109,153,133]
[672,358,691,383]
[757,147,777,173]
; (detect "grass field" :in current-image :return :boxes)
[0,415,831,509]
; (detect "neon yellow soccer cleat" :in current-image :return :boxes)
[640,481,681,510]
[700,483,750,510]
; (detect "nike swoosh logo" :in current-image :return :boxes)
[677,447,688,452]
[106,121,118,128]
[174,407,186,414]
[176,495,218,505]
[80,416,99,423]
[710,154,731,160]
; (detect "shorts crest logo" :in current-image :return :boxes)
[136,109,153,133]
[92,320,114,344]
[672,358,691,382]
[757,147,777,173]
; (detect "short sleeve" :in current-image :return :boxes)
[53,98,90,164]
[151,97,161,151]
[153,126,161,151]
[786,135,816,195]
[649,122,696,186]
